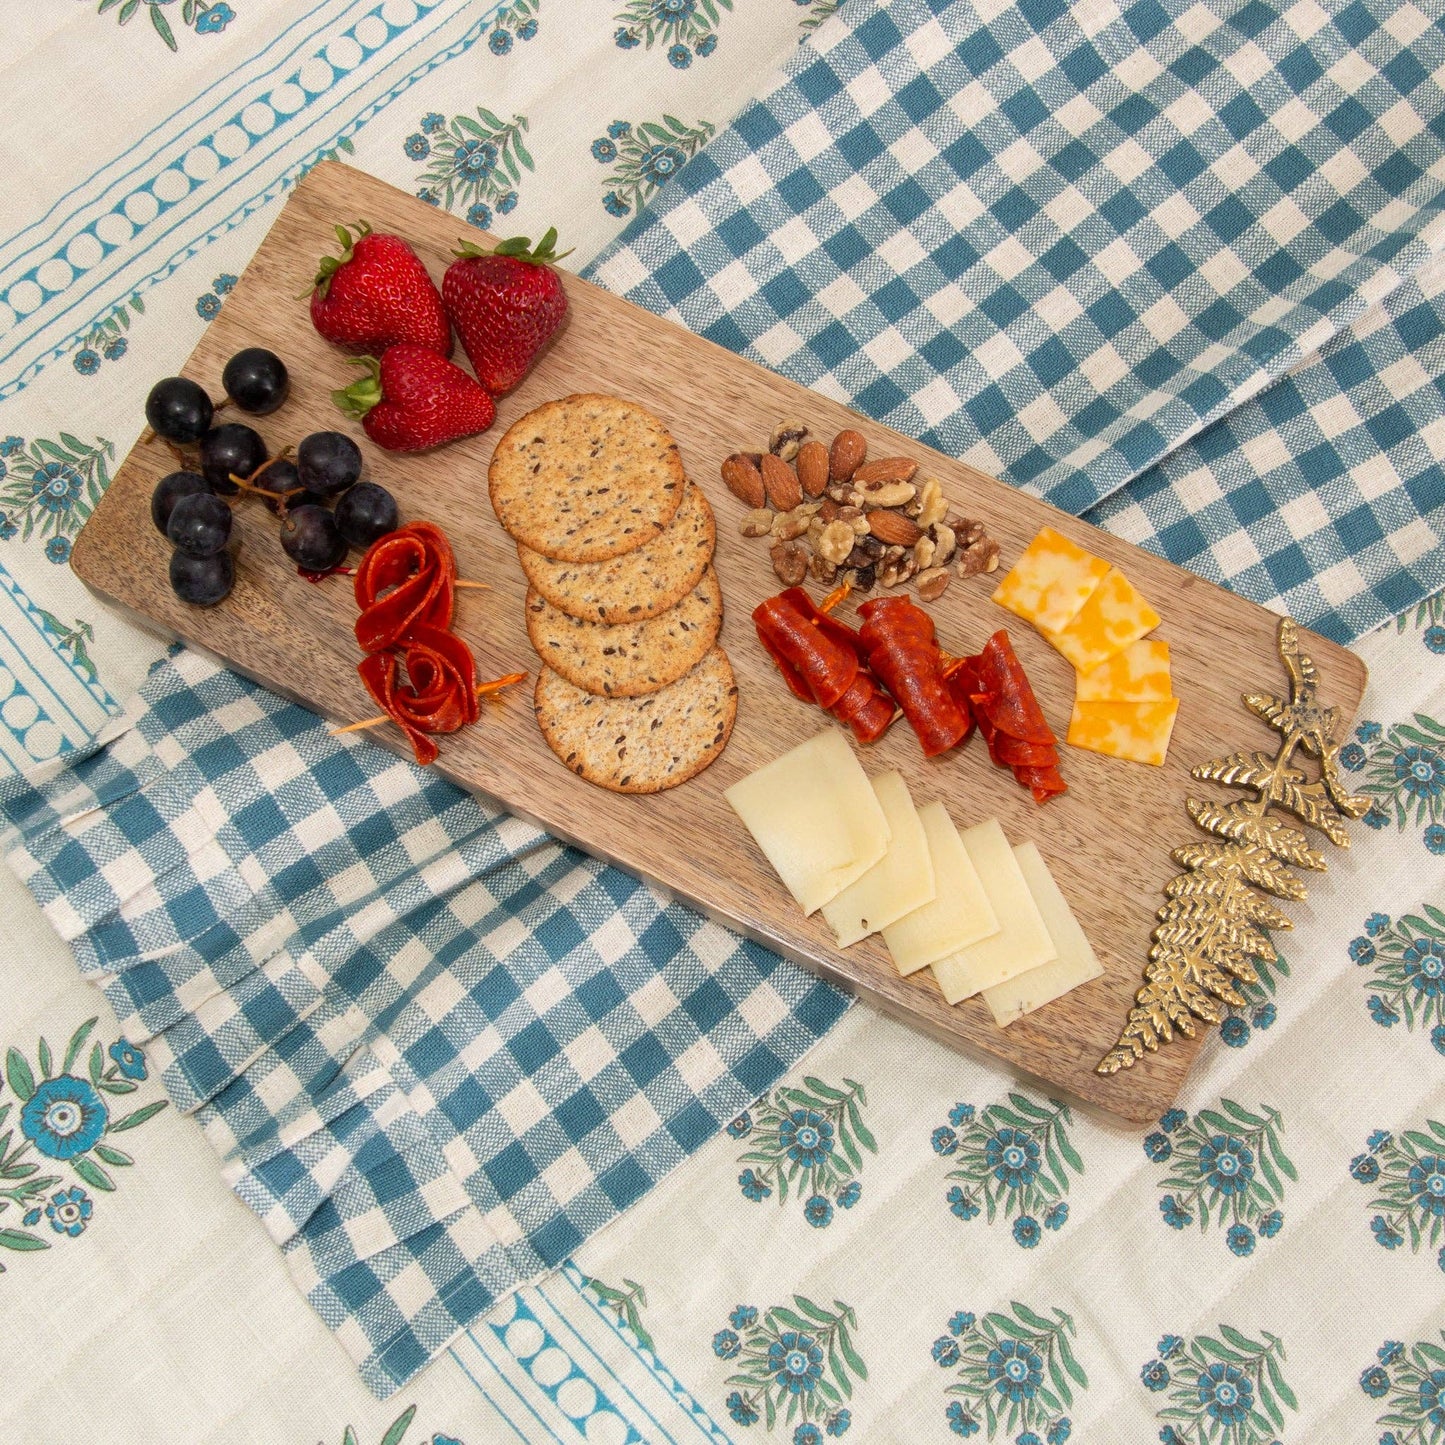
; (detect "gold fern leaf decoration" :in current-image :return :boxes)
[1098,619,1370,1075]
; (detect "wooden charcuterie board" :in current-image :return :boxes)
[70,162,1368,1122]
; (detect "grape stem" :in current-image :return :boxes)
[227,446,299,509]
[328,672,528,738]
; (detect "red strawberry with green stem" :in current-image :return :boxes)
[332,346,495,452]
[443,227,571,393]
[310,221,453,356]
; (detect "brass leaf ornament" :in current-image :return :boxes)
[1098,619,1370,1075]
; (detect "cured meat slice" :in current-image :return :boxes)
[857,597,970,758]
[354,521,457,653]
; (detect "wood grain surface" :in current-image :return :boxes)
[70,162,1369,1123]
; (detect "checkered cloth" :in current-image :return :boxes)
[0,648,847,1397]
[586,0,1445,642]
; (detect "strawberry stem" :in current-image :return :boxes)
[452,226,573,266]
[332,356,383,419]
[311,219,374,298]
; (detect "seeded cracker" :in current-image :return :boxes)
[489,394,686,563]
[525,566,723,697]
[517,479,715,623]
[534,647,738,793]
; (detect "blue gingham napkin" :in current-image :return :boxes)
[0,648,847,1396]
[586,0,1445,642]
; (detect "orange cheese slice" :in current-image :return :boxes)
[1043,568,1161,672]
[1074,639,1172,702]
[991,526,1111,634]
[1067,698,1179,766]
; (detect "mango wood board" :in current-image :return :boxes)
[70,162,1369,1122]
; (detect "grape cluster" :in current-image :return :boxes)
[145,348,399,606]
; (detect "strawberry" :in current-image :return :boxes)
[309,221,452,356]
[442,227,571,394]
[332,346,495,452]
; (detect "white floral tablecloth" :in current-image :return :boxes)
[2,3,1444,1444]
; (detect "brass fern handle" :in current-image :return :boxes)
[1098,620,1371,1075]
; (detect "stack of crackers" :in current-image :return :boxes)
[489,394,737,793]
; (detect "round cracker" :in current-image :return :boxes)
[525,567,723,698]
[517,479,716,624]
[489,394,686,563]
[534,647,737,793]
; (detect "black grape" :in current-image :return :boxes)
[253,458,323,515]
[150,471,212,535]
[335,483,398,549]
[296,430,362,497]
[200,423,267,495]
[167,492,233,558]
[279,505,347,571]
[222,348,289,415]
[169,550,235,606]
[145,377,213,443]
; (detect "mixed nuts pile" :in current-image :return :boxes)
[722,419,1002,602]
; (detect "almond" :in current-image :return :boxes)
[721,453,765,509]
[829,429,867,482]
[796,440,829,497]
[761,453,802,510]
[869,510,922,546]
[854,456,918,486]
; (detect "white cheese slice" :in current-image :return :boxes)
[931,820,1056,1004]
[882,803,998,975]
[984,842,1105,1025]
[821,771,935,947]
[724,729,891,915]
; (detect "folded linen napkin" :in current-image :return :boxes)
[586,0,1445,641]
[0,648,848,1396]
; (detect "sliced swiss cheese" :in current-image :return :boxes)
[821,771,935,947]
[1042,567,1161,672]
[882,803,998,976]
[990,526,1111,634]
[931,819,1056,1004]
[984,842,1104,1025]
[1067,698,1180,766]
[725,729,890,915]
[1074,638,1172,702]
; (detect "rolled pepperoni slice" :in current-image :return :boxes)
[858,596,970,757]
[993,734,1060,768]
[356,624,480,766]
[756,626,815,704]
[829,672,896,744]
[358,652,439,766]
[1015,762,1068,804]
[354,521,457,653]
[753,591,858,709]
[972,629,1054,745]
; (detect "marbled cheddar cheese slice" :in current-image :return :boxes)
[1043,568,1161,672]
[990,526,1111,634]
[1067,698,1180,766]
[1074,639,1172,702]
